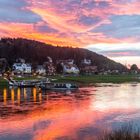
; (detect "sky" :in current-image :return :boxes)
[0,0,140,67]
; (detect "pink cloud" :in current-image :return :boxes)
[0,0,140,47]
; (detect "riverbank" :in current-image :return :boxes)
[0,78,9,87]
[54,75,140,85]
[0,75,140,87]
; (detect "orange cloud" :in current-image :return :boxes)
[0,22,80,46]
[0,0,140,47]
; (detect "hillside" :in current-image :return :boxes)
[0,38,127,72]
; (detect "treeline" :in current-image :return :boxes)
[0,38,127,71]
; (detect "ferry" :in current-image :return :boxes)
[5,77,78,90]
[6,77,50,88]
[40,83,78,91]
[9,80,38,88]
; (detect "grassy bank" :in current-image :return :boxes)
[54,75,140,85]
[13,76,42,81]
[0,78,8,87]
[0,75,140,87]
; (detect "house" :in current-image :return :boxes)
[130,70,138,74]
[62,63,79,74]
[56,59,79,74]
[36,65,46,75]
[111,70,119,74]
[80,58,97,74]
[12,63,32,74]
[81,59,92,65]
[81,66,97,75]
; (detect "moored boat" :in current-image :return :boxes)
[6,77,50,88]
[9,79,37,88]
[40,83,78,90]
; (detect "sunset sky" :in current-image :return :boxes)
[0,0,140,67]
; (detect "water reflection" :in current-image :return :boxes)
[38,92,42,104]
[11,88,15,105]
[17,88,21,105]
[0,88,45,107]
[24,88,27,101]
[0,83,140,140]
[3,89,7,106]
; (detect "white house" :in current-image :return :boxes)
[13,63,32,74]
[81,59,92,65]
[36,65,46,75]
[62,63,79,74]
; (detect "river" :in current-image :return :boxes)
[0,83,140,140]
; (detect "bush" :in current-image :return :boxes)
[99,123,140,140]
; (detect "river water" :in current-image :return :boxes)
[0,83,140,140]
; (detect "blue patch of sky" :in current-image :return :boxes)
[0,0,42,23]
[93,15,140,39]
[35,24,58,33]
[82,1,109,9]
[78,15,101,26]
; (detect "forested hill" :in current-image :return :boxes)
[0,38,127,71]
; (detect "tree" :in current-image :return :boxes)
[0,58,9,73]
[130,64,139,71]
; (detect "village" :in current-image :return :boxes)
[0,56,134,78]
[0,57,98,76]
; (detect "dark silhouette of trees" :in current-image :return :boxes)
[0,38,127,72]
[130,64,139,71]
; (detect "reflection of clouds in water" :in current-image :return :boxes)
[113,112,140,122]
[91,83,140,111]
[33,120,51,131]
[0,84,140,140]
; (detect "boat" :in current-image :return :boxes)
[6,77,50,88]
[40,82,78,91]
[9,79,38,88]
[6,77,78,90]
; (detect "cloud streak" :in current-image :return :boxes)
[0,0,140,65]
